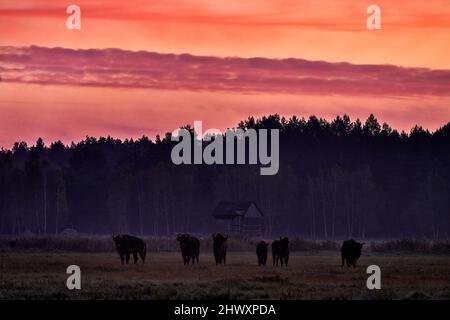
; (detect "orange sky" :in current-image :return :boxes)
[0,0,449,147]
[1,82,449,148]
[2,0,450,68]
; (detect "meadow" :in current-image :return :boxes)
[0,250,449,300]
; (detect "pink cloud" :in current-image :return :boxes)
[1,46,450,97]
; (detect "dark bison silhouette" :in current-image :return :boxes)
[341,239,364,267]
[112,234,146,264]
[212,233,228,265]
[176,234,200,265]
[272,237,290,267]
[256,241,268,266]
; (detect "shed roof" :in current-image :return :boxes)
[212,201,263,219]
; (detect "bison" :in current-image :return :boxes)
[212,233,228,265]
[176,234,200,265]
[272,237,289,267]
[341,239,364,267]
[256,241,268,266]
[112,234,147,264]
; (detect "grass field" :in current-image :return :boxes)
[0,251,449,300]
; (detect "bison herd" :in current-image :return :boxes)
[113,234,364,268]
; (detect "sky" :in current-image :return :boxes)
[0,0,449,147]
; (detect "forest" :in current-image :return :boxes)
[0,113,449,239]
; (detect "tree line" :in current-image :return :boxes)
[0,114,449,239]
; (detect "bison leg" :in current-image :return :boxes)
[120,255,125,264]
[285,256,289,267]
[139,244,146,264]
[183,253,189,265]
[139,250,146,264]
[341,254,345,268]
[133,252,138,264]
[126,253,130,264]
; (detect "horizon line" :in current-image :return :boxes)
[2,113,449,151]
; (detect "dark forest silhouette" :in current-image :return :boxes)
[0,114,449,239]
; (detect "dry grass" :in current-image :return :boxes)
[0,251,449,300]
[2,236,449,254]
[371,239,450,254]
[0,236,341,253]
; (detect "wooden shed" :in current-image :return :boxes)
[212,201,264,236]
